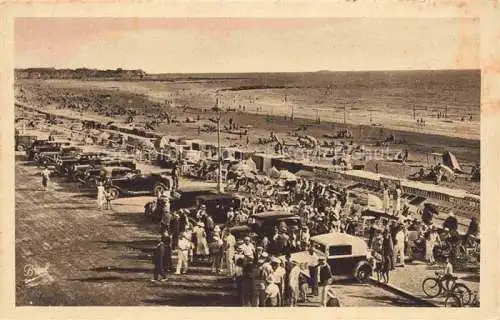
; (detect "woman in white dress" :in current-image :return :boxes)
[193,221,209,262]
[382,187,390,213]
[97,182,106,210]
[425,225,441,264]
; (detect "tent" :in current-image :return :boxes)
[279,170,297,181]
[442,151,464,173]
[367,194,383,210]
[268,166,281,179]
[155,135,171,150]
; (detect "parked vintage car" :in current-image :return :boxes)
[229,210,301,242]
[289,232,373,283]
[54,152,109,176]
[37,146,83,167]
[27,141,72,161]
[15,134,38,152]
[75,159,137,183]
[105,169,173,200]
[194,193,245,224]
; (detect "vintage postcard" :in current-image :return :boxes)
[0,1,499,319]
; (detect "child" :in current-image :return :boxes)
[104,190,113,210]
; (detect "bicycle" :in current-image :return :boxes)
[468,291,480,307]
[444,285,468,307]
[422,272,472,306]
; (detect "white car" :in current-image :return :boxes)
[290,232,373,282]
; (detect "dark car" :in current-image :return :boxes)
[54,152,109,176]
[15,134,38,152]
[27,141,71,161]
[229,210,301,241]
[37,146,83,167]
[105,169,173,200]
[194,193,244,224]
[74,158,137,182]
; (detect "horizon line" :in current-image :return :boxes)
[14,67,480,74]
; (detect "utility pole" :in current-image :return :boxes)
[413,105,416,120]
[215,93,224,193]
[344,104,347,127]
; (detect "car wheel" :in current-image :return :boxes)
[153,183,167,197]
[107,188,119,200]
[354,262,372,283]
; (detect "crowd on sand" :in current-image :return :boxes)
[144,170,479,307]
[37,147,479,307]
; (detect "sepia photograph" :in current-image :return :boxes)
[11,16,484,308]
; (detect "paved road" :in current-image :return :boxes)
[16,157,423,307]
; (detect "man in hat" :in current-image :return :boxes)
[270,256,285,305]
[316,255,333,307]
[275,227,291,256]
[152,233,170,281]
[158,191,171,234]
[176,231,192,274]
[209,233,224,274]
[169,210,180,250]
[306,245,319,296]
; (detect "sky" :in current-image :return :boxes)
[15,18,480,73]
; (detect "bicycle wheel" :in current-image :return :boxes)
[453,284,472,306]
[422,277,441,298]
[444,295,462,307]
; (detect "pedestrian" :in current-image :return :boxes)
[162,231,173,274]
[425,225,441,265]
[394,224,406,267]
[240,236,256,262]
[169,211,180,249]
[395,186,402,214]
[41,167,51,191]
[382,186,389,213]
[203,214,215,241]
[381,231,393,282]
[288,260,301,307]
[209,234,224,274]
[171,163,179,190]
[104,189,113,210]
[305,246,319,296]
[193,221,209,263]
[175,232,191,274]
[158,192,171,234]
[151,235,168,282]
[264,275,281,307]
[234,254,246,305]
[223,229,236,277]
[96,181,106,210]
[316,256,333,307]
